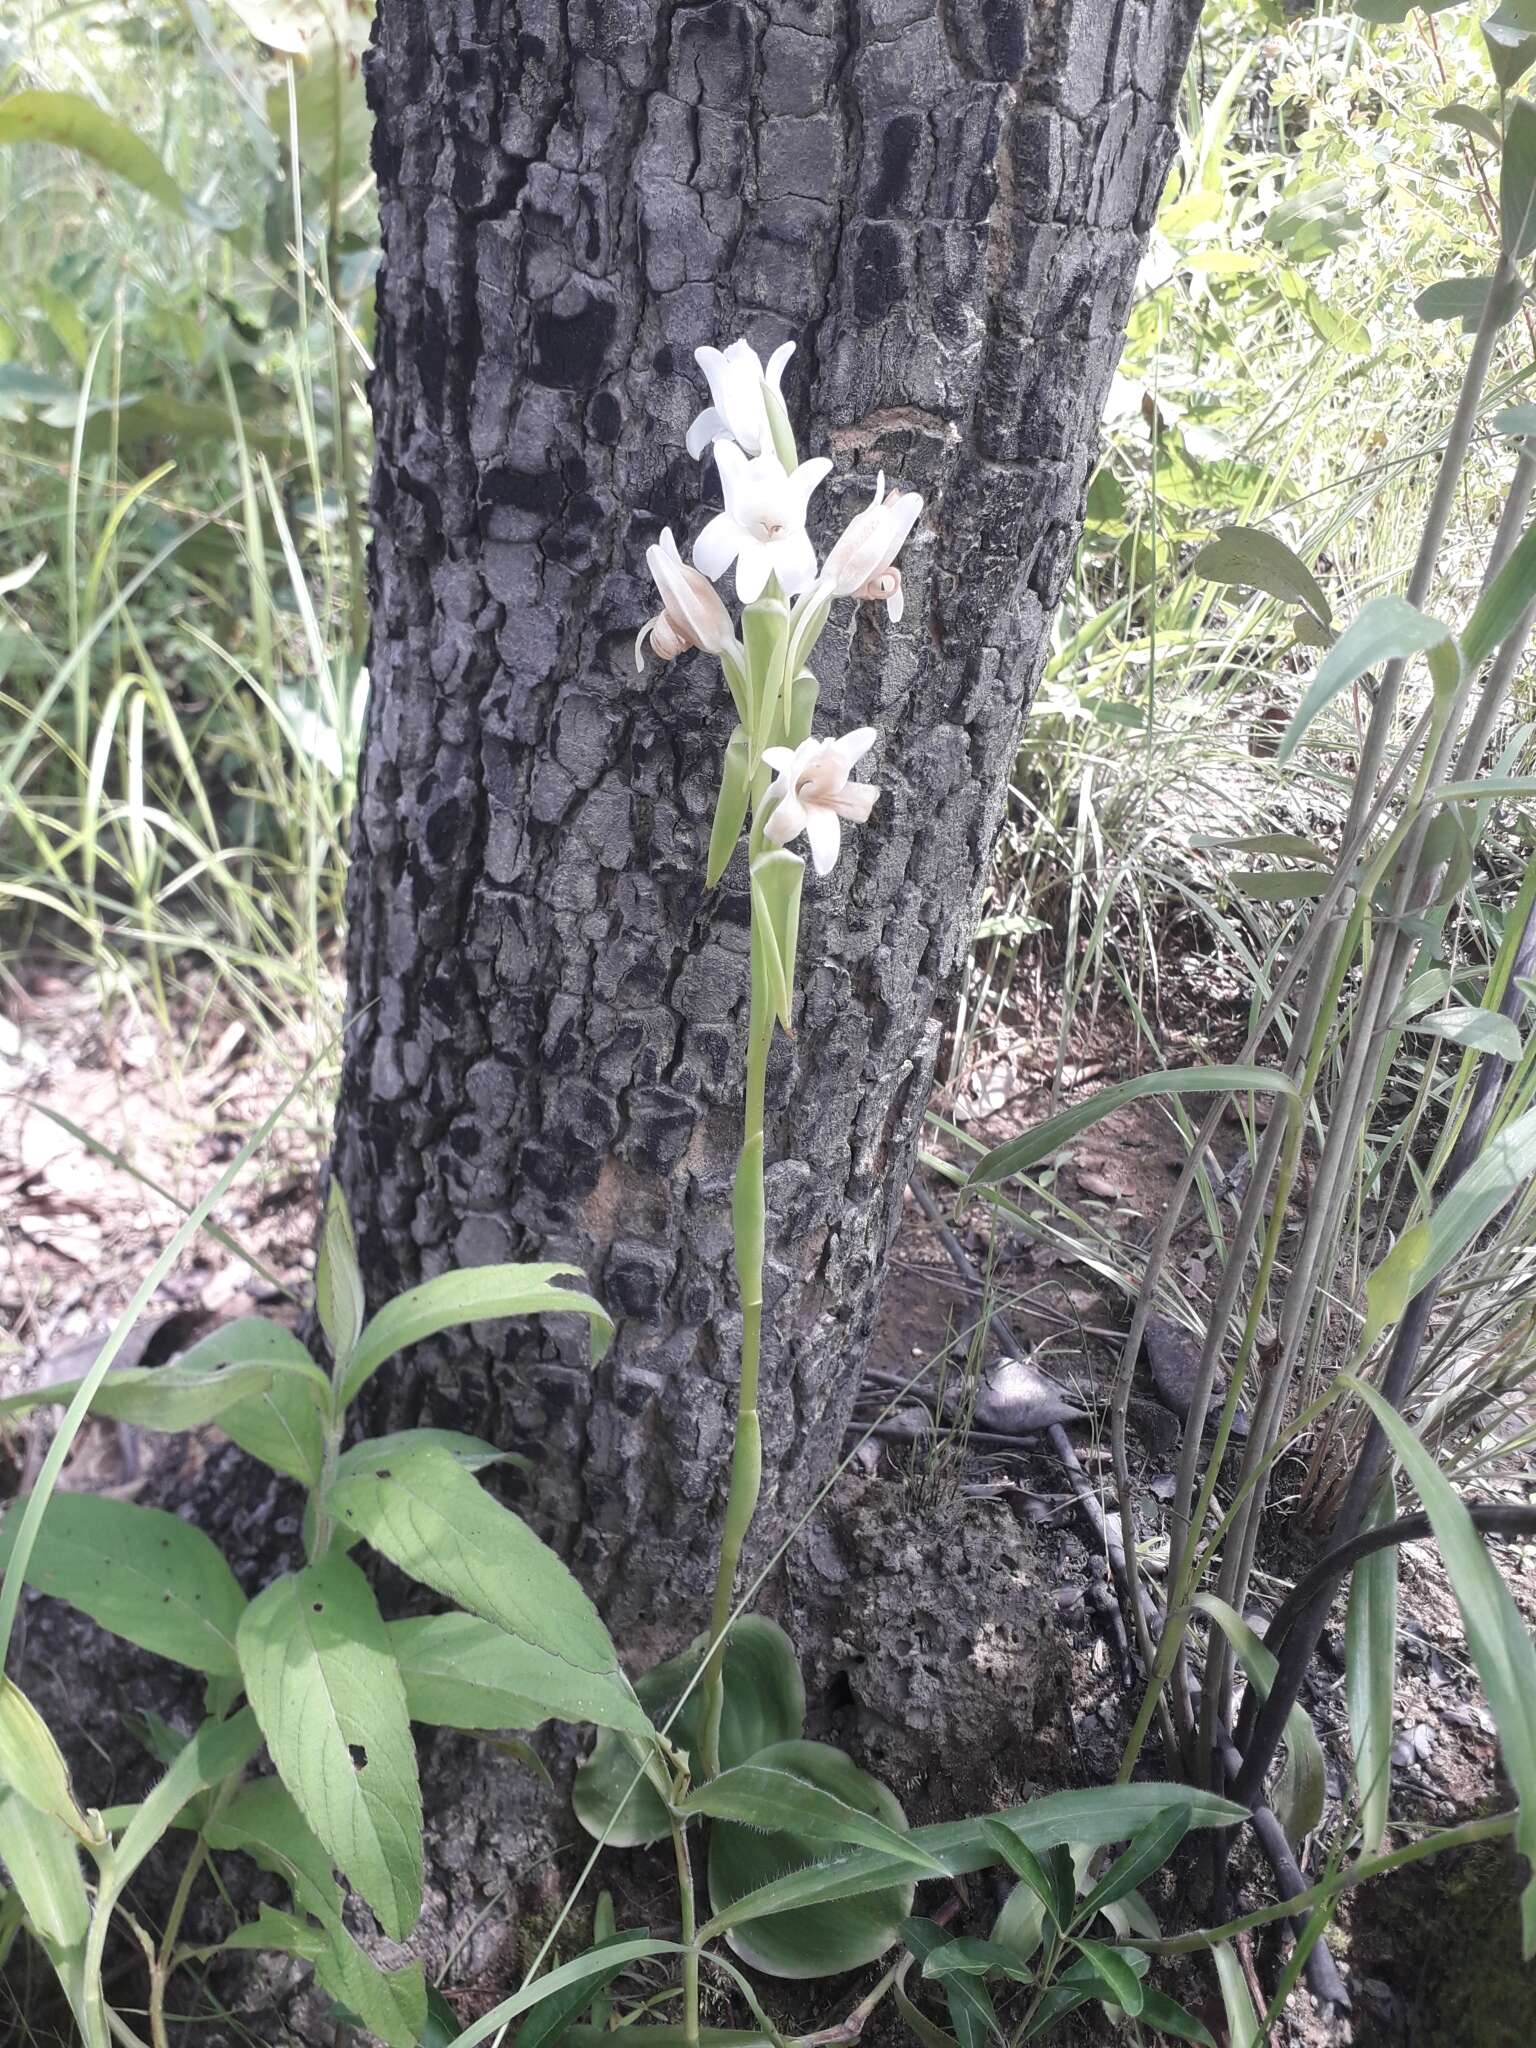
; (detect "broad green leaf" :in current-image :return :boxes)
[218,1366,329,1485]
[329,1442,618,1676]
[1190,525,1331,625]
[1414,275,1523,330]
[1434,102,1504,151]
[1195,1596,1325,1848]
[1389,968,1455,1026]
[965,1067,1297,1185]
[450,1938,685,2048]
[901,1919,1001,2048]
[0,1785,88,1947]
[707,727,751,887]
[236,1557,423,1941]
[1356,0,1462,20]
[1347,1379,1536,1954]
[269,38,372,192]
[1347,1485,1400,1857]
[314,1923,427,2048]
[0,90,191,215]
[0,1312,324,1430]
[1462,512,1536,675]
[1409,1006,1523,1062]
[1137,1987,1217,2047]
[1230,868,1331,903]
[710,1741,916,1978]
[1365,1103,1536,1345]
[1071,1941,1145,2016]
[1279,596,1454,764]
[335,1428,522,1481]
[918,1935,1034,1983]
[0,1679,90,1842]
[1487,4,1536,93]
[1503,99,1536,256]
[574,1615,804,1846]
[389,1613,651,1738]
[700,1784,1246,1941]
[750,849,804,1033]
[0,1493,246,1675]
[205,1775,339,1918]
[1079,1807,1191,1921]
[338,1264,612,1407]
[684,1762,947,1873]
[316,1182,365,1374]
[1262,180,1363,267]
[1493,404,1536,438]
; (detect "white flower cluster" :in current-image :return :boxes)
[637,338,923,875]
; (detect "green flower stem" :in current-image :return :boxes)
[671,1813,702,2048]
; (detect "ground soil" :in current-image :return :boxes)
[2,972,1534,2045]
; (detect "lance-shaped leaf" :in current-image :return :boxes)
[315,1183,365,1375]
[1409,1006,1523,1063]
[1078,1805,1191,1921]
[1461,510,1536,675]
[337,1264,611,1408]
[1347,1378,1536,1955]
[0,1493,246,1675]
[902,1919,1001,2048]
[0,1314,324,1433]
[0,90,193,216]
[1070,1941,1146,2017]
[684,1762,947,1873]
[966,1066,1297,1186]
[750,849,804,1032]
[450,1939,687,2048]
[1503,97,1536,258]
[1195,1595,1325,1848]
[1347,1484,1400,1857]
[707,727,752,887]
[741,597,790,754]
[574,1615,804,1846]
[389,1613,652,1738]
[0,1679,91,1842]
[1278,596,1455,764]
[236,1558,423,1941]
[0,1785,89,1948]
[707,1741,917,1978]
[328,1441,619,1676]
[1191,525,1332,626]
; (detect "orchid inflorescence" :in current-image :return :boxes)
[637,336,921,878]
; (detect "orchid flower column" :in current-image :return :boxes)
[638,338,922,1775]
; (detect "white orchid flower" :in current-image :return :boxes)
[761,727,880,876]
[686,338,795,459]
[694,442,832,603]
[820,470,923,622]
[635,527,738,669]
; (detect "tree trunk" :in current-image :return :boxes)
[339,0,1201,1631]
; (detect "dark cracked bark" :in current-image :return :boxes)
[338,0,1202,1633]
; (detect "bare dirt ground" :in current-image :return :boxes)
[2,969,1534,2044]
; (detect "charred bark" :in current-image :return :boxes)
[339,0,1203,1629]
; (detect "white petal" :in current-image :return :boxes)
[771,527,818,597]
[761,746,798,774]
[888,578,904,623]
[831,726,878,772]
[735,536,773,604]
[685,405,730,459]
[712,438,753,520]
[786,455,833,517]
[764,789,808,848]
[693,511,742,583]
[828,779,880,823]
[765,340,795,391]
[634,621,653,671]
[804,804,842,876]
[694,347,731,410]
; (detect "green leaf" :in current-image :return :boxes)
[1461,512,1536,675]
[1434,102,1504,151]
[336,1428,523,1481]
[1195,1596,1325,1848]
[0,90,192,216]
[1190,525,1331,625]
[1413,275,1523,331]
[749,849,804,1033]
[329,1442,619,1677]
[902,1920,1001,2048]
[1212,1941,1261,2048]
[338,1264,611,1408]
[1409,1005,1523,1062]
[226,0,348,52]
[740,599,790,756]
[1137,1987,1217,2047]
[978,1819,1073,1932]
[1487,5,1536,94]
[707,727,751,887]
[236,1556,423,1941]
[574,1614,804,1847]
[316,1183,365,1375]
[389,1613,651,1738]
[684,1763,947,1874]
[0,1785,89,1948]
[1493,404,1536,438]
[707,1740,917,1978]
[1364,1103,1536,1345]
[449,1939,685,2048]
[0,1679,90,1842]
[0,1492,246,1675]
[1279,596,1455,764]
[1347,1485,1400,1858]
[1070,1941,1145,2017]
[205,1775,339,1918]
[1262,179,1363,266]
[1079,1807,1191,1922]
[1347,1378,1536,1954]
[314,1928,427,2048]
[0,1313,324,1432]
[110,1711,263,1898]
[918,1936,1034,1983]
[1230,869,1332,903]
[1356,0,1462,20]
[1503,99,1536,256]
[513,1929,642,2048]
[700,1785,1245,1942]
[219,1366,330,1486]
[965,1067,1297,1185]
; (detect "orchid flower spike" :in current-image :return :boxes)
[820,470,923,623]
[694,442,832,603]
[635,528,738,669]
[762,728,880,876]
[686,338,795,459]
